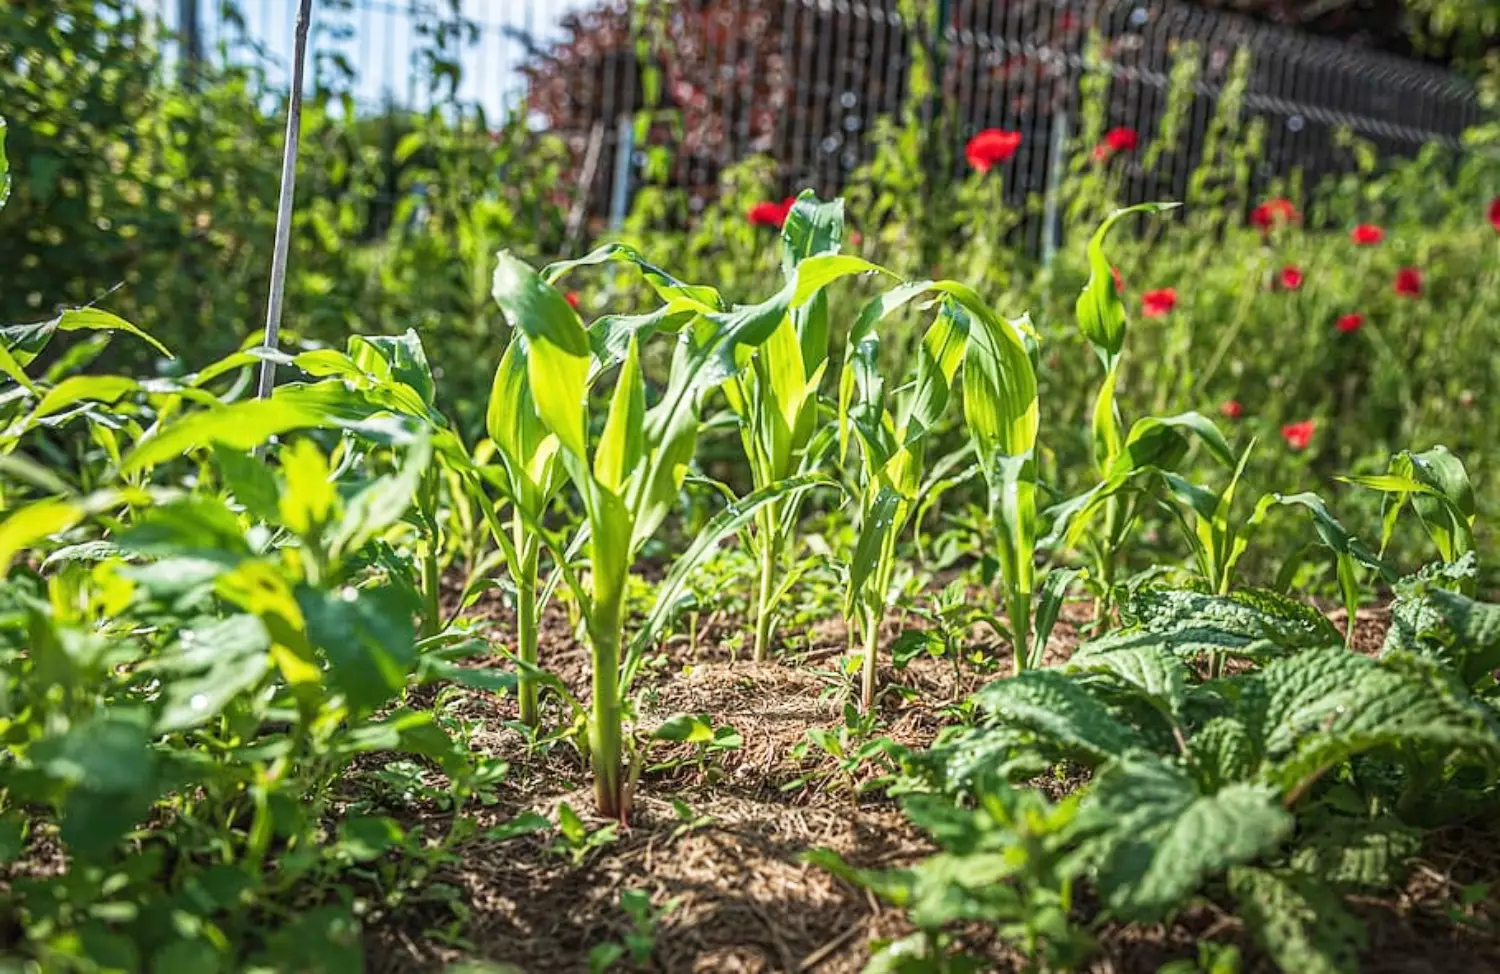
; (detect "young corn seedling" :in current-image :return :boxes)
[479,315,568,727]
[490,248,873,818]
[721,192,845,662]
[840,277,1038,705]
[1051,203,1233,616]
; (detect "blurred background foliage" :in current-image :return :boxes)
[3,0,1498,582]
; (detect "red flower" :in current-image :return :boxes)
[1093,127,1139,160]
[849,230,864,246]
[1221,400,1244,420]
[1335,312,1364,334]
[1350,224,1385,245]
[1278,265,1304,290]
[564,291,581,311]
[1281,420,1315,451]
[1110,266,1125,293]
[965,128,1023,172]
[1141,288,1177,317]
[1488,197,1500,232]
[1250,197,1300,230]
[747,197,796,229]
[1393,266,1423,297]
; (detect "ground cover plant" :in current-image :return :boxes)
[4,75,1500,973]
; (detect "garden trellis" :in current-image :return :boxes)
[161,0,1478,250]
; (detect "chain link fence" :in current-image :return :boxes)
[158,0,1481,230]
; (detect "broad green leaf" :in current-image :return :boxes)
[1289,814,1421,891]
[54,308,171,360]
[1079,755,1291,920]
[971,670,1147,761]
[544,242,723,311]
[1110,411,1233,476]
[331,434,432,558]
[491,252,591,462]
[1122,586,1343,655]
[1383,580,1500,686]
[1067,641,1189,717]
[1229,867,1365,974]
[32,715,154,794]
[121,393,340,474]
[152,615,272,733]
[29,375,138,422]
[1075,202,1180,361]
[1258,649,1500,791]
[216,561,319,689]
[297,584,417,716]
[593,335,645,494]
[278,438,338,538]
[652,714,716,744]
[214,443,282,523]
[349,330,435,407]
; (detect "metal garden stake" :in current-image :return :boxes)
[255,0,314,402]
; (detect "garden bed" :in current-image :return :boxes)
[362,595,1500,973]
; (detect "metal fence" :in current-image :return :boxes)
[159,0,1481,230]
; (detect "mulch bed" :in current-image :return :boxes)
[361,587,1500,973]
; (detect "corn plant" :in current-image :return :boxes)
[721,192,845,662]
[489,249,874,817]
[1051,203,1234,614]
[839,277,1038,707]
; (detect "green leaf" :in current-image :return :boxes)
[1121,586,1343,656]
[593,334,645,494]
[491,252,595,463]
[297,584,417,716]
[330,434,432,558]
[1067,641,1189,717]
[53,308,171,360]
[32,715,154,794]
[484,811,551,843]
[349,330,435,407]
[1383,582,1500,686]
[152,615,272,733]
[1075,203,1179,361]
[337,815,405,862]
[121,393,341,474]
[213,443,282,523]
[29,375,139,422]
[1079,755,1291,920]
[1289,814,1421,891]
[652,714,715,744]
[971,670,1147,761]
[1033,567,1081,665]
[1110,411,1233,475]
[1257,649,1500,791]
[1229,867,1365,974]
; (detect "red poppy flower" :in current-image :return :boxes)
[1141,288,1177,317]
[1111,266,1125,293]
[564,291,581,311]
[1093,127,1139,160]
[849,230,864,246]
[1278,265,1304,290]
[1335,312,1364,334]
[1393,267,1422,297]
[1281,420,1315,451]
[1488,197,1500,232]
[1350,224,1385,245]
[1250,197,1300,230]
[965,128,1023,172]
[747,196,796,229]
[1221,400,1244,420]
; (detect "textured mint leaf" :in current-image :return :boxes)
[972,670,1147,762]
[1121,587,1341,657]
[1079,755,1291,920]
[1383,583,1500,687]
[1230,867,1365,974]
[1186,716,1258,791]
[916,725,1051,791]
[1261,650,1500,793]
[1068,641,1189,717]
[1290,814,1421,891]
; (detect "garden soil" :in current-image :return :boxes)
[364,589,1500,974]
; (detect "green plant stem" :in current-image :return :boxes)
[1008,587,1032,675]
[860,605,881,712]
[515,525,541,727]
[752,506,781,663]
[420,538,441,640]
[589,593,626,821]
